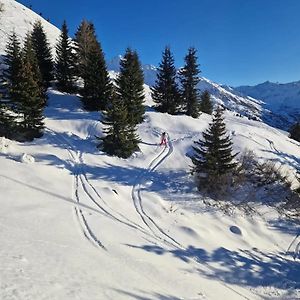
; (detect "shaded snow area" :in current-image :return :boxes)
[1,88,300,300]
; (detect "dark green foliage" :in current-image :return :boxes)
[151,46,180,114]
[179,47,201,118]
[191,107,237,189]
[200,90,213,114]
[74,20,96,79]
[0,32,22,136]
[99,90,140,158]
[289,122,300,142]
[31,20,53,88]
[2,32,22,102]
[55,20,76,93]
[116,48,145,125]
[12,55,45,140]
[75,20,112,111]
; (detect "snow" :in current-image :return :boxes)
[236,81,300,129]
[0,1,300,299]
[1,88,300,300]
[0,0,60,58]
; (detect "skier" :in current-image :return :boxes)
[160,132,168,146]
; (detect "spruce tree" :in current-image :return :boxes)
[200,90,213,114]
[99,90,140,158]
[0,32,22,136]
[179,47,201,118]
[31,20,53,89]
[23,34,46,104]
[151,46,180,114]
[74,20,96,80]
[289,122,300,142]
[116,48,145,125]
[75,20,112,111]
[16,54,45,140]
[191,107,237,188]
[55,20,76,93]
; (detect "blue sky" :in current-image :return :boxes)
[18,0,300,86]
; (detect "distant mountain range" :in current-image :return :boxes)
[236,81,300,129]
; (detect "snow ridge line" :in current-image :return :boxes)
[45,128,105,250]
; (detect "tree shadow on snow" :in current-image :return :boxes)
[84,163,194,197]
[127,244,300,289]
[112,289,182,300]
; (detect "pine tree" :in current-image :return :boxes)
[15,59,45,139]
[179,47,201,118]
[151,46,180,114]
[74,20,112,111]
[31,20,53,89]
[23,34,46,105]
[289,122,300,142]
[55,20,76,93]
[0,32,22,136]
[200,90,213,114]
[74,20,96,80]
[116,48,145,125]
[191,107,237,188]
[99,90,140,158]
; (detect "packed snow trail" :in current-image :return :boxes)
[46,128,172,249]
[131,136,255,300]
[45,128,106,249]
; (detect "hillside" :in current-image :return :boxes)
[236,81,300,129]
[1,1,300,299]
[1,88,300,299]
[0,0,60,58]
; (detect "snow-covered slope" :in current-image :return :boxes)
[1,89,300,300]
[236,81,300,129]
[0,0,60,57]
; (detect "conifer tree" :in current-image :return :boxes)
[191,107,237,188]
[31,20,53,88]
[179,47,201,118]
[15,59,45,139]
[116,48,145,125]
[23,34,46,104]
[75,20,112,111]
[200,90,213,114]
[151,46,180,114]
[99,90,140,158]
[74,20,96,79]
[289,122,300,142]
[55,20,76,93]
[0,32,22,136]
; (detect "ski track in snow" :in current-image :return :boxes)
[45,128,105,249]
[131,141,183,248]
[131,135,254,300]
[46,127,171,250]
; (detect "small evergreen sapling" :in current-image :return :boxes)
[200,90,213,114]
[289,122,300,142]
